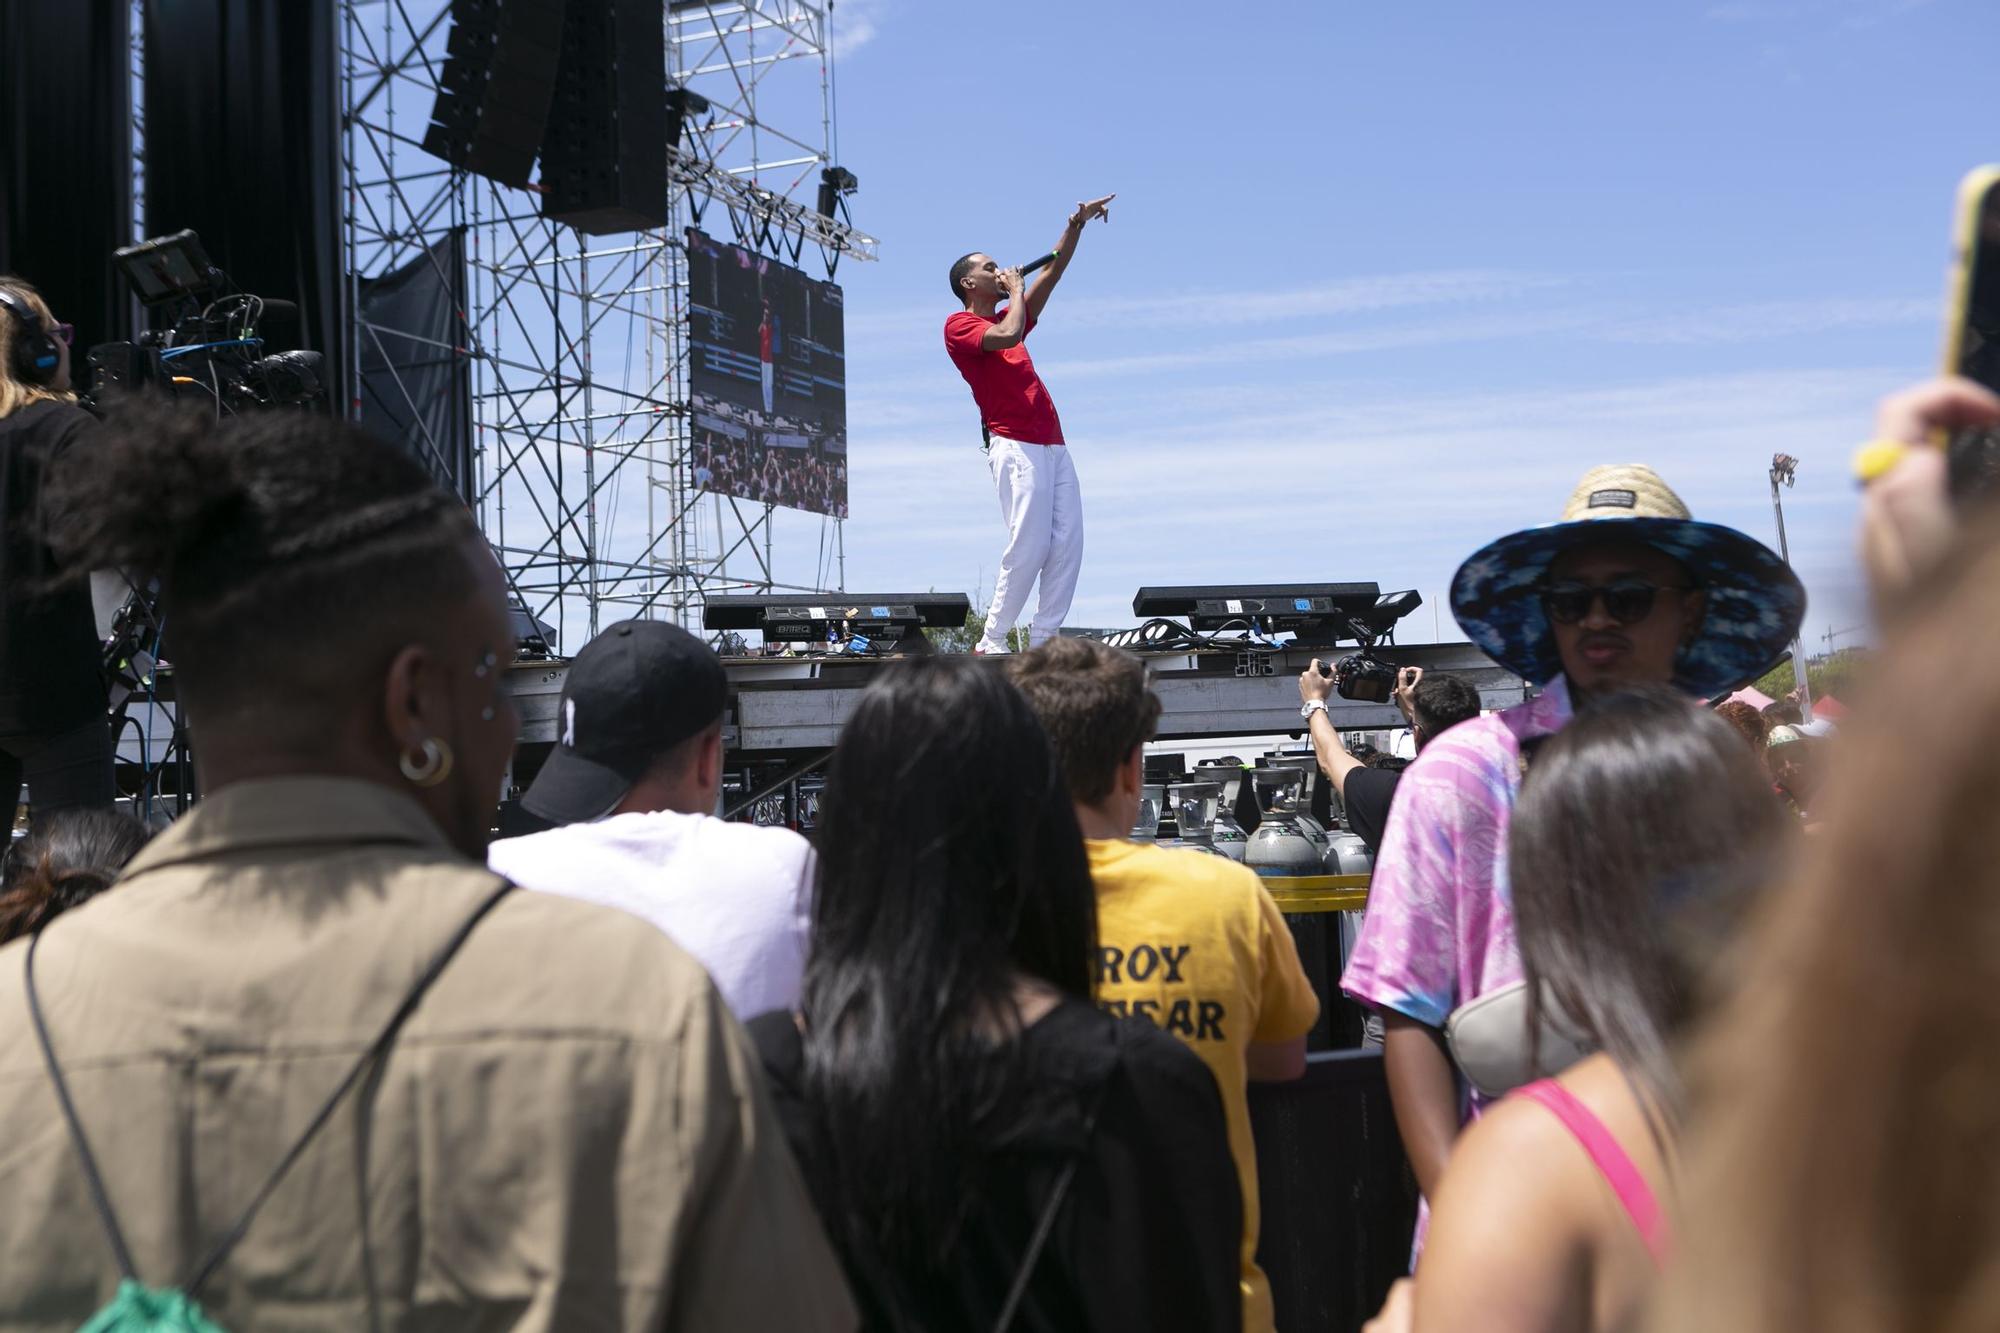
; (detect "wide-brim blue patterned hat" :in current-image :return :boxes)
[1449,464,1807,697]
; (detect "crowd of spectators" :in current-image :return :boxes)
[6,249,2000,1332]
[692,430,848,518]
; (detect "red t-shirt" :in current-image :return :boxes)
[943,307,1065,445]
[759,320,772,362]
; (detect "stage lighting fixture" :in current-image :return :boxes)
[510,602,559,658]
[665,85,711,151]
[1098,618,1197,651]
[1354,590,1424,638]
[704,592,968,644]
[1133,582,1379,622]
[1133,582,1382,639]
[817,165,860,219]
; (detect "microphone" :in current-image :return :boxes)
[1017,249,1059,277]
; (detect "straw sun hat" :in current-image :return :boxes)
[1449,464,1807,697]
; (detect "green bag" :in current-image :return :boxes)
[26,883,514,1331]
[75,1282,228,1333]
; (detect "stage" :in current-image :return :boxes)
[504,638,1525,756]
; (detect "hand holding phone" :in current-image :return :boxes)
[1944,166,2000,499]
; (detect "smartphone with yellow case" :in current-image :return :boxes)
[1943,166,2000,500]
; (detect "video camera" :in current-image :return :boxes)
[1322,650,1399,704]
[83,229,324,414]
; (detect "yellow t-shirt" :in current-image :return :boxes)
[1086,838,1321,1333]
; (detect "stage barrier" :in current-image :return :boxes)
[1249,881,1419,1333]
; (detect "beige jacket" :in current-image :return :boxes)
[0,777,856,1332]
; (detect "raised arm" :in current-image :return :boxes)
[1300,660,1367,795]
[1025,194,1113,323]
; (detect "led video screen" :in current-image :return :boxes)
[686,229,847,518]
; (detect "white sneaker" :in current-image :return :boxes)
[973,639,1011,656]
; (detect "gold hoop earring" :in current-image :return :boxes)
[398,737,454,788]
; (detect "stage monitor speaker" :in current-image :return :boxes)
[704,593,972,638]
[540,0,670,235]
[422,0,567,189]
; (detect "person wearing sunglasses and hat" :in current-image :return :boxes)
[1339,463,1806,1253]
[0,275,110,828]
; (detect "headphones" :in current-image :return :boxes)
[0,287,62,386]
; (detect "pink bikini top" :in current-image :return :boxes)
[1513,1078,1669,1265]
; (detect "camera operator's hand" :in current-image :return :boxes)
[1299,659,1335,706]
[1392,666,1423,720]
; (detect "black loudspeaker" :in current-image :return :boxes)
[540,0,669,235]
[422,0,567,188]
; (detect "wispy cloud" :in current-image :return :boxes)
[829,0,885,56]
[844,267,1567,348]
[1062,270,1569,330]
[1056,308,1602,379]
[1705,0,1936,24]
[1597,296,1934,344]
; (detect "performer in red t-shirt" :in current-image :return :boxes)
[758,300,775,415]
[944,194,1113,653]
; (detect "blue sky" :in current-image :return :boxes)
[777,0,1997,650]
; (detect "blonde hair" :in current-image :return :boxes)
[1650,504,2000,1333]
[0,276,75,418]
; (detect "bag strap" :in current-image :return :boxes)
[990,1076,1109,1333]
[24,879,516,1298]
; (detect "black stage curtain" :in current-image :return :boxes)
[144,0,344,409]
[0,0,135,349]
[359,232,476,502]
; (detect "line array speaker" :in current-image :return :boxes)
[421,0,566,189]
[540,0,670,235]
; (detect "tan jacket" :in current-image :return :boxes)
[0,777,856,1332]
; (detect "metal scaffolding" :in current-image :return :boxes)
[339,0,875,653]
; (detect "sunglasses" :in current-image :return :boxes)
[1538,578,1697,626]
[53,322,73,346]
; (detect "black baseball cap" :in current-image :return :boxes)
[522,619,728,824]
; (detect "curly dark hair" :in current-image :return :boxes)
[43,400,483,744]
[1713,699,1770,752]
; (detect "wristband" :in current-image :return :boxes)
[1299,699,1329,722]
[1853,437,1917,485]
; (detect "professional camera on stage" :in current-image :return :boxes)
[1324,649,1399,704]
[82,229,324,416]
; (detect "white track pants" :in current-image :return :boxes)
[980,438,1084,652]
[761,362,775,413]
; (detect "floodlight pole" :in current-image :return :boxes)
[1768,453,1811,713]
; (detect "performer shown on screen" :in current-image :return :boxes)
[759,299,775,415]
[944,194,1113,655]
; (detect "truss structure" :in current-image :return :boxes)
[339,0,874,652]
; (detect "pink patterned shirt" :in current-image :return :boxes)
[1341,677,1574,1254]
[1342,676,1575,1056]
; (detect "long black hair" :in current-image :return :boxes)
[1510,686,1786,1125]
[801,656,1097,1267]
